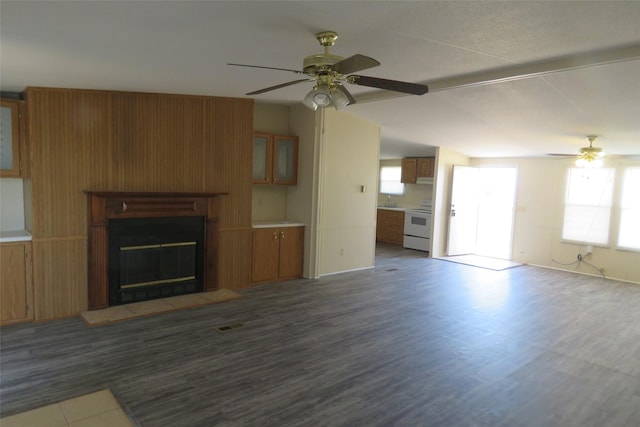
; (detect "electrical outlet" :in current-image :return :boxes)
[586,245,593,255]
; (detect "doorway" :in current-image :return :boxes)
[447,166,517,260]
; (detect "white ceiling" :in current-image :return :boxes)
[1,1,639,159]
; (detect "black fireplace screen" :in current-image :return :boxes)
[108,216,204,306]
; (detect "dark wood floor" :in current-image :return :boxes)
[2,244,640,426]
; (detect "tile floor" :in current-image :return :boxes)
[0,389,135,427]
[80,288,242,326]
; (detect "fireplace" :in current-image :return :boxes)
[109,216,204,305]
[85,191,226,310]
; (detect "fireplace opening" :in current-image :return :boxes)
[108,216,205,306]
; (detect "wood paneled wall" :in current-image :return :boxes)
[25,87,253,320]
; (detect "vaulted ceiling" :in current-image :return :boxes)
[1,1,639,159]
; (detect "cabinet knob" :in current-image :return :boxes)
[273,232,279,240]
[280,231,285,239]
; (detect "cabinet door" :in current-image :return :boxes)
[0,243,32,325]
[252,133,273,184]
[278,226,304,279]
[0,99,22,177]
[273,135,298,185]
[251,228,280,282]
[401,159,417,183]
[417,157,434,178]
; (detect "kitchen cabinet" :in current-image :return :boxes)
[401,157,435,183]
[0,99,25,177]
[376,209,405,245]
[0,242,33,326]
[253,132,298,185]
[417,157,435,178]
[251,225,304,283]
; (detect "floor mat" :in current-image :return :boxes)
[435,255,523,271]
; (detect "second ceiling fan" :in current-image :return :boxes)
[228,31,429,110]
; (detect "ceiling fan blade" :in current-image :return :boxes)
[331,54,380,75]
[336,84,357,106]
[246,79,312,95]
[348,75,429,95]
[228,63,304,75]
[547,153,577,157]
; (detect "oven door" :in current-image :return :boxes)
[404,212,431,238]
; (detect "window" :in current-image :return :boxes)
[618,167,640,250]
[562,168,614,245]
[379,166,404,195]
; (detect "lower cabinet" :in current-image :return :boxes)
[376,209,405,245]
[0,241,33,326]
[251,226,304,283]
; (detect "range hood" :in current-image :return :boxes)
[415,177,434,185]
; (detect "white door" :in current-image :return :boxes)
[447,165,479,255]
[475,168,517,259]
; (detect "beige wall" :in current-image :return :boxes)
[471,156,640,284]
[287,104,319,277]
[431,147,471,257]
[253,104,380,278]
[252,103,290,222]
[317,108,380,276]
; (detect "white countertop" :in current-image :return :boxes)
[377,206,406,211]
[0,230,32,243]
[252,221,305,229]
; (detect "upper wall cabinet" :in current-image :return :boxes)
[0,99,25,177]
[253,132,298,185]
[401,157,435,183]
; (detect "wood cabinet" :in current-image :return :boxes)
[251,226,304,283]
[401,157,435,183]
[253,133,298,185]
[0,242,33,326]
[376,209,405,245]
[0,99,25,177]
[417,157,435,178]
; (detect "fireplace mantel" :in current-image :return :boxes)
[85,191,227,309]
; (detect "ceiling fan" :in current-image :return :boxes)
[228,31,429,110]
[548,136,605,167]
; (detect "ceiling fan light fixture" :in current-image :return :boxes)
[303,89,319,110]
[313,84,332,107]
[574,135,605,168]
[331,87,350,110]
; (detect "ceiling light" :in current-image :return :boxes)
[302,90,319,111]
[312,84,332,107]
[303,84,351,110]
[331,87,350,110]
[574,136,604,168]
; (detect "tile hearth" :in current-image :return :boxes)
[0,389,135,427]
[80,289,242,326]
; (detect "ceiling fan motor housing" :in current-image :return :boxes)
[303,54,344,75]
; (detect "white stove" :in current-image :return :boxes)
[403,202,432,252]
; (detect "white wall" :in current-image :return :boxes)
[0,178,26,231]
[317,108,380,276]
[471,156,640,284]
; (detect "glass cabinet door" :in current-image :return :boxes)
[0,100,21,177]
[252,134,272,183]
[273,136,298,185]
